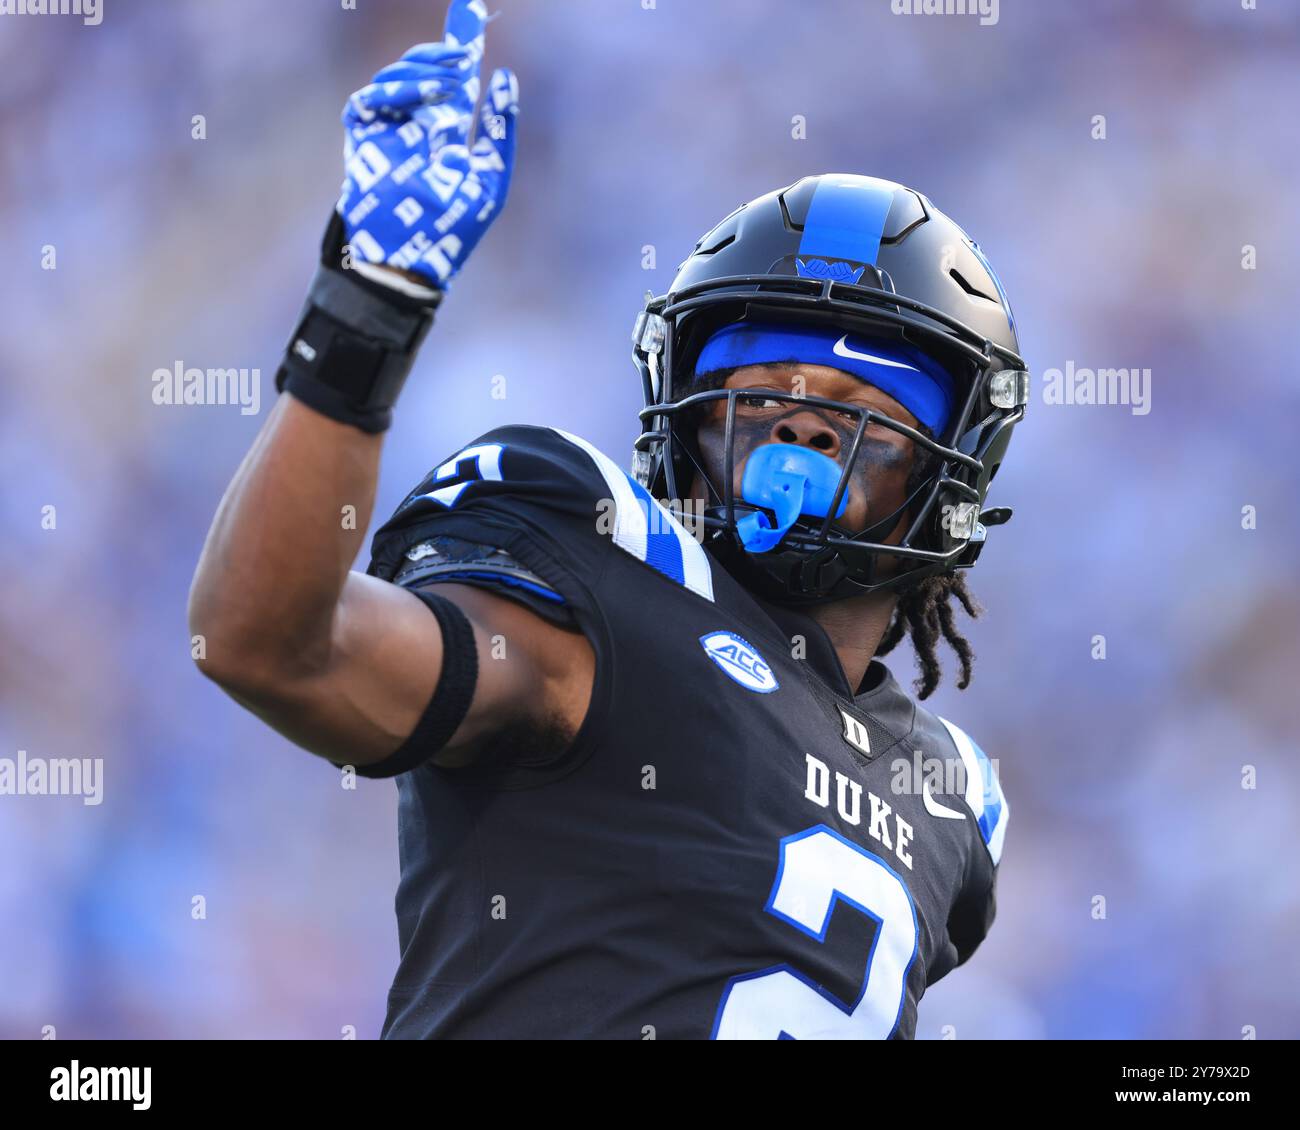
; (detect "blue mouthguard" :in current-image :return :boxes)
[735,443,848,553]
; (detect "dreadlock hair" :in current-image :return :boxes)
[873,421,982,700]
[678,363,981,700]
[875,569,981,700]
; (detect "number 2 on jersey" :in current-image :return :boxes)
[713,824,918,1039]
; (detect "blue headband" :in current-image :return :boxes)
[693,320,955,434]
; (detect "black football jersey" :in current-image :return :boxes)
[364,425,1008,1039]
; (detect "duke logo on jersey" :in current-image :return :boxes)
[365,425,1008,1039]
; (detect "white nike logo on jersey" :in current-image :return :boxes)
[922,779,966,820]
[832,336,921,370]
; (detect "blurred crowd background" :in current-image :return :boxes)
[1,0,1297,1039]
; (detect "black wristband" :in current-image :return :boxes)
[275,212,443,433]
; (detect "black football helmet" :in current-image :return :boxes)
[630,173,1030,604]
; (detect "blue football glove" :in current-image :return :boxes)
[336,0,519,291]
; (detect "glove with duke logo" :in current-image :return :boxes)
[337,0,520,292]
[275,0,520,433]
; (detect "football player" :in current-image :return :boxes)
[190,0,1023,1039]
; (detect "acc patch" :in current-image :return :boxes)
[699,631,779,694]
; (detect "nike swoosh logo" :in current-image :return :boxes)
[832,335,920,371]
[923,779,966,820]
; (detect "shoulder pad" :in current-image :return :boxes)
[369,425,714,602]
[393,424,605,518]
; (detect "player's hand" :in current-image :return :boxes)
[336,0,519,291]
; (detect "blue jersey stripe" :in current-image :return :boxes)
[968,737,1004,848]
[550,428,714,602]
[938,716,1009,867]
[626,473,685,587]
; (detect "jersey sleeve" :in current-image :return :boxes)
[364,425,626,787]
[364,423,718,786]
[936,716,1009,967]
[367,424,619,610]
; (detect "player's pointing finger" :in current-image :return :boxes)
[472,67,520,192]
[443,0,488,74]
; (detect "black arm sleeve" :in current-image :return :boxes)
[332,589,478,780]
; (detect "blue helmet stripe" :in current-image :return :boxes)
[797,177,895,266]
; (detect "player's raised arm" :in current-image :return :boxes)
[187,3,586,774]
